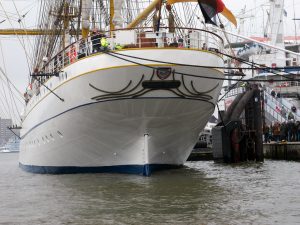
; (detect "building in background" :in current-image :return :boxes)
[0,118,13,147]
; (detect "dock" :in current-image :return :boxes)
[188,143,300,161]
[263,142,300,161]
[187,148,213,161]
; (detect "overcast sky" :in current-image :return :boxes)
[0,0,300,121]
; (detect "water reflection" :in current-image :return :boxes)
[0,153,299,225]
[52,167,227,225]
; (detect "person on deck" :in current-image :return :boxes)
[292,120,298,142]
[287,120,294,142]
[271,89,276,98]
[264,124,270,143]
[115,43,123,50]
[276,92,281,98]
[78,40,87,59]
[178,38,184,48]
[281,106,287,119]
[273,122,280,142]
[280,122,287,141]
[91,29,102,53]
[296,121,300,141]
[288,111,295,120]
[100,37,109,50]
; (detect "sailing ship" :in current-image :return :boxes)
[18,0,236,175]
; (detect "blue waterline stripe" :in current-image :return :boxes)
[21,97,215,139]
[19,163,182,176]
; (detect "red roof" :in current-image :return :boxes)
[250,36,300,42]
[284,36,300,41]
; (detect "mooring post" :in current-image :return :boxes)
[253,87,264,162]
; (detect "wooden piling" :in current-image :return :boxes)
[253,88,264,162]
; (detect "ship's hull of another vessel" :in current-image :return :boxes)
[19,49,224,175]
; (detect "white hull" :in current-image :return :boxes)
[19,49,224,175]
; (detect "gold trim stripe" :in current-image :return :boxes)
[64,47,224,69]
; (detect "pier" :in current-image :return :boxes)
[187,148,213,161]
[264,142,300,160]
[211,84,264,163]
[188,143,300,161]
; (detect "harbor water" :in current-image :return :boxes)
[0,153,299,225]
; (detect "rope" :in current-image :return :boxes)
[0,2,32,74]
[12,0,35,57]
[107,50,300,72]
[103,51,300,82]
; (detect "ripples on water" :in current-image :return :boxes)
[0,153,299,225]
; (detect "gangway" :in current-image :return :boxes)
[223,84,299,124]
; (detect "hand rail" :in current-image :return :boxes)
[265,86,300,120]
[41,27,224,75]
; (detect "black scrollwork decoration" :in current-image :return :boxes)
[89,68,220,103]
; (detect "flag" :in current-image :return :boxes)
[198,1,219,26]
[167,0,237,27]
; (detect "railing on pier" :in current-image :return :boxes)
[223,85,299,123]
[265,86,300,121]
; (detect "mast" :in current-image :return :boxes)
[269,0,285,48]
[63,2,70,49]
[127,0,161,29]
[82,0,92,39]
[269,0,286,67]
[77,0,83,39]
[112,0,124,29]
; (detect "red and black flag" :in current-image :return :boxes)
[167,0,237,27]
[197,0,223,26]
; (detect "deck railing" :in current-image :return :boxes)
[42,27,224,74]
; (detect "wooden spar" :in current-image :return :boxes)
[0,29,80,36]
[110,0,115,31]
[127,0,161,29]
[0,29,57,35]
